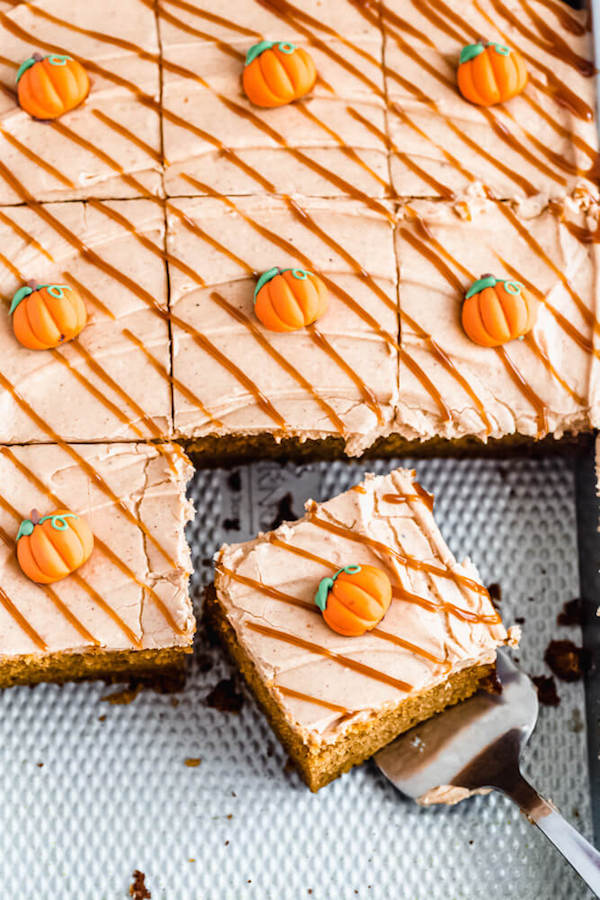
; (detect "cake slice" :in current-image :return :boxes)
[0,0,163,203]
[209,467,514,791]
[0,442,195,688]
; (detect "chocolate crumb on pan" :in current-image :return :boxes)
[206,677,244,713]
[544,640,583,682]
[532,675,560,707]
[129,870,151,900]
[557,598,583,627]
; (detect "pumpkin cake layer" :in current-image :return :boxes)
[160,27,388,199]
[396,195,600,445]
[0,442,195,689]
[0,0,162,204]
[167,194,398,457]
[211,467,513,791]
[0,199,172,443]
[382,0,599,202]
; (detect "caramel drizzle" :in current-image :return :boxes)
[0,583,47,652]
[275,685,351,715]
[0,446,181,638]
[247,622,413,693]
[209,291,345,432]
[219,564,450,671]
[308,514,490,598]
[266,533,499,627]
[382,485,434,511]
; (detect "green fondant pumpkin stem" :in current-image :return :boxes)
[314,564,362,612]
[459,42,485,65]
[253,267,280,301]
[465,275,498,299]
[245,40,275,66]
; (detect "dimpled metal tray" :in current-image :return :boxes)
[0,453,594,899]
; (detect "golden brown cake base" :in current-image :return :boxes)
[185,430,590,467]
[205,587,496,792]
[0,645,191,690]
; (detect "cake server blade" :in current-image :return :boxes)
[375,651,600,896]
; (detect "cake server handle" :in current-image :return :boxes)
[498,767,600,896]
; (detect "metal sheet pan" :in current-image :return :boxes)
[0,453,595,899]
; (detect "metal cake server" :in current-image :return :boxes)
[375,651,600,896]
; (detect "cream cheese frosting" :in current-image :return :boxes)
[0,442,195,659]
[396,195,600,443]
[0,0,162,203]
[382,0,599,204]
[167,194,398,456]
[215,468,510,745]
[0,199,172,443]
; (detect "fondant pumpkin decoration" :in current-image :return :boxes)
[10,281,87,350]
[254,267,329,332]
[457,41,527,106]
[243,40,316,107]
[462,274,538,348]
[314,564,392,637]
[16,52,89,119]
[16,509,94,585]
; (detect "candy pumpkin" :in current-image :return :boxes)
[16,508,94,584]
[457,41,527,106]
[254,267,329,332]
[10,281,87,350]
[243,40,316,107]
[314,564,392,637]
[462,274,538,348]
[16,52,89,120]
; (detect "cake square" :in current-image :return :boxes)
[0,199,172,443]
[382,0,599,202]
[0,441,195,688]
[396,196,599,445]
[166,194,398,459]
[0,0,162,203]
[210,467,511,791]
[159,6,388,198]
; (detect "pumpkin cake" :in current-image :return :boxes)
[208,468,514,791]
[0,0,162,203]
[0,441,195,688]
[167,194,399,461]
[159,8,388,199]
[395,195,600,447]
[382,0,599,203]
[0,199,172,443]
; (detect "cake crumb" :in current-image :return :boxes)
[532,675,560,707]
[36,762,43,768]
[544,640,583,682]
[98,715,106,722]
[557,598,583,627]
[129,870,151,900]
[184,757,202,768]
[101,684,142,705]
[206,678,244,713]
[487,583,502,605]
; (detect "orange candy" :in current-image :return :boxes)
[17,53,89,120]
[314,564,392,637]
[254,267,329,332]
[243,40,316,107]
[457,41,527,106]
[462,275,538,348]
[10,282,87,350]
[16,509,94,585]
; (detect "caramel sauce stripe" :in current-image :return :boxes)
[218,564,450,673]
